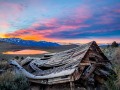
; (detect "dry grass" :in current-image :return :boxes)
[114,48,120,64]
[101,47,120,64]
[0,70,30,90]
[102,46,120,90]
[0,60,10,70]
[0,70,14,82]
[0,57,30,90]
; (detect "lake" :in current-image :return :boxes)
[3,49,49,55]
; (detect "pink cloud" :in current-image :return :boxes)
[28,5,92,37]
[2,4,93,41]
[5,29,55,41]
[31,18,58,28]
[0,2,24,31]
[71,28,119,36]
[0,22,10,30]
[3,4,92,41]
[75,5,92,19]
[114,9,120,13]
[61,5,92,25]
[5,22,91,40]
[0,2,23,20]
[7,29,120,44]
[96,14,114,24]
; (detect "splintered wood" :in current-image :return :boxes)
[10,41,115,89]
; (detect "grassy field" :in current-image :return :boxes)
[101,46,120,90]
[101,46,120,65]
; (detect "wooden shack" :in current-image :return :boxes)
[9,41,115,90]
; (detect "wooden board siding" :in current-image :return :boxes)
[10,41,114,86]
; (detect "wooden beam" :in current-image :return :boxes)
[70,82,75,90]
[80,63,91,66]
[83,65,96,79]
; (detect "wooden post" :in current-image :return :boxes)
[70,82,75,90]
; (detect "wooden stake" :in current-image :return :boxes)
[70,82,75,90]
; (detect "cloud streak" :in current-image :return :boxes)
[0,0,120,43]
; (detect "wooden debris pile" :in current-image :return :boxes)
[9,41,115,89]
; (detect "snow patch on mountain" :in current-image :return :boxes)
[0,38,60,47]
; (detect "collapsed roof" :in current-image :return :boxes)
[9,41,114,85]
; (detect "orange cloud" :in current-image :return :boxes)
[0,33,8,38]
[5,29,120,44]
[5,29,55,42]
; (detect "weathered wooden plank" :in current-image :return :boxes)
[9,41,113,86]
[80,63,91,66]
[70,82,75,90]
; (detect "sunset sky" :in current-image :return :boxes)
[0,0,120,44]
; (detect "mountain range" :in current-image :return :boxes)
[0,38,60,47]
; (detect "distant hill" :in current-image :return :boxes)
[99,43,120,48]
[0,38,60,47]
[99,44,108,47]
[0,39,78,59]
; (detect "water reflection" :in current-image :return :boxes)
[3,49,48,55]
